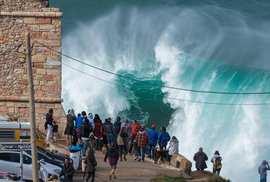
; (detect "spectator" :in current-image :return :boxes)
[107,144,119,180]
[114,116,122,135]
[129,120,141,153]
[258,160,270,182]
[158,127,170,162]
[167,136,179,163]
[84,148,97,182]
[65,109,76,145]
[75,113,83,141]
[118,120,129,161]
[103,118,116,146]
[88,113,94,128]
[193,147,208,171]
[135,125,148,162]
[211,151,222,176]
[68,138,82,170]
[147,123,159,160]
[60,158,75,182]
[93,114,103,150]
[44,108,54,144]
[81,111,91,156]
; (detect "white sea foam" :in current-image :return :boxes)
[62,5,270,181]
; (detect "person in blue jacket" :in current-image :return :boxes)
[147,123,159,160]
[75,113,83,140]
[158,126,170,162]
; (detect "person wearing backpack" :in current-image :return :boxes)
[81,111,92,156]
[117,120,129,161]
[211,150,222,175]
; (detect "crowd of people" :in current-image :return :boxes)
[44,108,270,182]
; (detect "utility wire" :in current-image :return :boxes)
[63,62,270,106]
[63,62,114,85]
[36,41,270,95]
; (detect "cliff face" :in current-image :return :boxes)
[0,0,66,135]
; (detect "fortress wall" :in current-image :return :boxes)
[0,0,66,136]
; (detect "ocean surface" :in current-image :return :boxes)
[51,1,270,181]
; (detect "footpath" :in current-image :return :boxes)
[50,142,228,182]
[73,151,180,182]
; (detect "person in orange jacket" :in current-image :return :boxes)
[129,120,141,154]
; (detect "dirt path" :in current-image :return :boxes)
[73,151,180,182]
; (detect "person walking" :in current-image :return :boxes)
[135,126,148,162]
[114,116,122,135]
[68,138,82,170]
[211,151,222,176]
[118,120,129,161]
[60,158,75,182]
[158,127,170,162]
[167,136,179,163]
[258,160,270,182]
[103,118,116,146]
[44,108,54,144]
[129,120,141,154]
[93,114,103,150]
[81,111,92,156]
[193,147,208,171]
[65,109,76,145]
[84,148,97,182]
[107,144,120,180]
[75,113,83,141]
[147,123,159,160]
[88,113,94,128]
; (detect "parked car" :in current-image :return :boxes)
[0,150,61,181]
[25,148,64,168]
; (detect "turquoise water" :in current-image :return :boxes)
[51,1,270,181]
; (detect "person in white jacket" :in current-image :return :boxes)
[167,136,179,163]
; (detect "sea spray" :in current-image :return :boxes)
[61,4,270,182]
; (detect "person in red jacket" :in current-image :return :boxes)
[135,126,148,162]
[129,120,141,154]
[93,114,103,150]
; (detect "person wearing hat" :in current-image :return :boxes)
[258,160,270,182]
[135,125,148,162]
[147,123,159,160]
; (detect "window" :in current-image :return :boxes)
[23,154,32,165]
[0,152,20,163]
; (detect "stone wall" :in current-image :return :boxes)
[0,0,66,135]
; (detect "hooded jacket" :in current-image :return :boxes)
[158,131,170,148]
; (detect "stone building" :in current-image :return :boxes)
[0,0,66,135]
